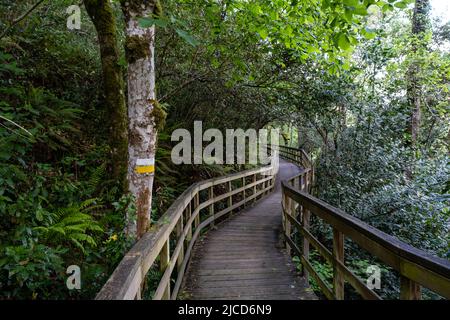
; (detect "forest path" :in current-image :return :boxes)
[181,159,316,300]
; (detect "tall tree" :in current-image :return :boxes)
[120,0,164,238]
[85,0,128,189]
[407,0,430,150]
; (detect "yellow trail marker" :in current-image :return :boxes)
[135,158,155,174]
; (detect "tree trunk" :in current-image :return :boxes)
[85,0,128,190]
[405,0,430,178]
[407,0,430,148]
[121,0,163,239]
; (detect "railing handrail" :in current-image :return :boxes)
[96,164,276,300]
[279,145,450,300]
[282,183,450,283]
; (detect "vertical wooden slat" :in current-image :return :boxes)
[333,228,345,300]
[160,240,170,300]
[252,173,257,202]
[208,186,214,227]
[294,176,300,190]
[194,192,200,229]
[227,181,232,209]
[285,195,292,255]
[302,208,310,286]
[187,201,192,241]
[282,192,288,251]
[176,218,184,273]
[136,284,142,300]
[305,171,309,193]
[242,177,246,208]
[400,276,421,300]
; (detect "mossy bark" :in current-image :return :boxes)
[121,0,160,239]
[85,0,128,191]
[406,0,430,178]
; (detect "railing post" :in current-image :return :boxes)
[285,195,292,256]
[305,170,310,193]
[400,277,421,300]
[252,173,257,203]
[227,181,232,211]
[333,228,345,300]
[271,169,276,191]
[194,192,200,230]
[294,176,300,190]
[242,177,246,208]
[209,186,214,227]
[160,239,170,300]
[186,201,192,241]
[176,218,184,273]
[282,191,291,255]
[302,208,310,286]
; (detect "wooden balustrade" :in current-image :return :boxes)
[96,165,276,300]
[271,144,313,170]
[280,148,450,300]
[96,143,450,301]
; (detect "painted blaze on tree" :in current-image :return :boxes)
[121,0,165,238]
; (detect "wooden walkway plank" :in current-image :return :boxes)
[181,159,316,300]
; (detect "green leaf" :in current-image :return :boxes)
[138,17,169,28]
[175,29,200,47]
[258,28,268,40]
[338,33,351,50]
[362,27,376,40]
[343,0,359,6]
[394,2,407,9]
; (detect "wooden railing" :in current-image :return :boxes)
[281,147,450,300]
[96,165,276,300]
[271,144,313,170]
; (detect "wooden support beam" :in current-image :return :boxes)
[285,196,292,256]
[208,186,214,227]
[242,177,246,208]
[302,208,310,286]
[186,202,192,241]
[176,218,184,273]
[227,181,232,210]
[400,276,421,300]
[194,193,200,230]
[252,174,257,202]
[160,240,170,300]
[333,228,345,300]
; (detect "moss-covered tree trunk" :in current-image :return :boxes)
[407,0,430,148]
[85,0,128,190]
[121,0,161,238]
[406,0,430,178]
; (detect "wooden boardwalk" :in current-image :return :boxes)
[97,146,450,300]
[181,160,316,300]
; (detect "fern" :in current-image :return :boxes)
[34,199,104,254]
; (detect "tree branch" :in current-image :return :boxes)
[0,0,46,40]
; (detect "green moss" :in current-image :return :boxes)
[125,35,150,64]
[154,0,163,17]
[149,99,167,131]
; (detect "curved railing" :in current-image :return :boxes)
[96,165,276,300]
[279,146,450,300]
[96,143,450,300]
